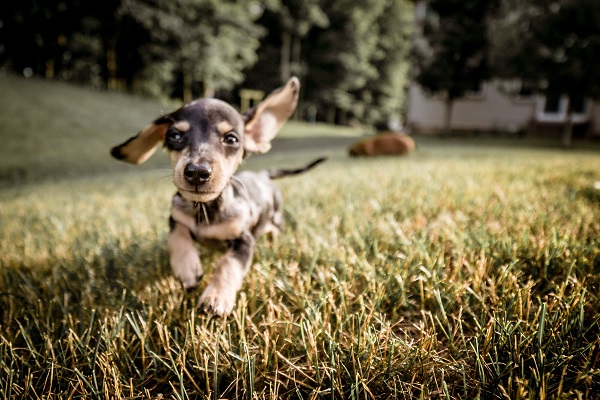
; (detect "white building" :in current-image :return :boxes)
[406,81,599,136]
[406,1,600,137]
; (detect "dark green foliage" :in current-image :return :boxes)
[302,0,413,126]
[118,0,265,100]
[491,0,600,100]
[357,0,413,126]
[490,0,600,145]
[413,0,499,132]
[0,0,415,126]
[414,0,499,96]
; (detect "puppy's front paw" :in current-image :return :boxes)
[171,252,203,290]
[198,284,237,317]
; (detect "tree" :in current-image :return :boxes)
[277,0,328,82]
[353,0,413,127]
[0,0,415,125]
[1,0,153,90]
[247,0,413,126]
[490,0,600,146]
[242,0,329,116]
[1,0,103,83]
[305,0,394,124]
[119,0,265,101]
[413,0,499,133]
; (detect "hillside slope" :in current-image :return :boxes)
[0,75,360,188]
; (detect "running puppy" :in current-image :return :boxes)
[111,77,325,316]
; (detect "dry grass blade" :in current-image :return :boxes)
[1,77,600,398]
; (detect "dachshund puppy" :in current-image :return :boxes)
[111,77,324,316]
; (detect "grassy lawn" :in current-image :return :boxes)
[1,76,599,398]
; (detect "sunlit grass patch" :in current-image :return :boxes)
[1,77,599,398]
[4,146,599,398]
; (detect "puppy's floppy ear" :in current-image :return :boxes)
[243,77,300,155]
[111,115,172,164]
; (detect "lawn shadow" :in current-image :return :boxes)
[0,236,196,330]
[580,185,600,205]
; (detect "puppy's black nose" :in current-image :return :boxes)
[184,163,212,185]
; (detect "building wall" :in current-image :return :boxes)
[406,81,600,136]
[409,0,600,137]
[406,81,536,133]
[592,103,600,134]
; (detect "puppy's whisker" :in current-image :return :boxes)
[153,175,173,186]
[147,167,175,185]
[149,165,174,172]
[153,168,173,183]
[229,176,244,198]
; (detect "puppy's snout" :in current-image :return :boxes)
[184,163,212,186]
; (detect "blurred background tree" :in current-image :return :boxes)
[5,0,594,133]
[412,0,500,133]
[489,0,600,146]
[303,0,383,124]
[0,0,414,128]
[118,0,266,101]
[357,0,413,128]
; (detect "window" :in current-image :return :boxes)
[571,97,586,114]
[543,96,561,113]
[466,81,486,99]
[518,83,534,98]
[536,96,590,123]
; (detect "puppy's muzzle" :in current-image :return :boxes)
[184,163,212,186]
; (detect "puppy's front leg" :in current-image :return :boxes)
[168,220,203,289]
[199,231,255,316]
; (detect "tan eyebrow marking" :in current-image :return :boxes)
[173,121,190,132]
[217,121,234,134]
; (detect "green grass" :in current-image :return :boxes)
[1,76,599,398]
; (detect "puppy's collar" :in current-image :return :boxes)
[193,201,210,225]
[191,195,222,225]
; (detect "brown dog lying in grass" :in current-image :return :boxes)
[348,132,415,157]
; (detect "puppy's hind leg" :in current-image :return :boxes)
[168,220,203,290]
[256,189,284,241]
[271,186,284,234]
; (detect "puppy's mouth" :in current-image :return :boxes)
[178,186,221,203]
[175,176,229,203]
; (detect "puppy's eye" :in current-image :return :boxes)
[222,132,239,145]
[167,131,183,141]
[165,129,186,151]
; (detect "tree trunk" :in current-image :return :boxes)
[203,85,215,98]
[45,59,55,79]
[280,31,291,82]
[339,110,348,126]
[327,107,336,125]
[106,42,118,90]
[291,34,302,76]
[561,97,574,148]
[444,97,454,134]
[182,66,193,103]
[202,73,215,98]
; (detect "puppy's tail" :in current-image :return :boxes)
[268,157,328,179]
